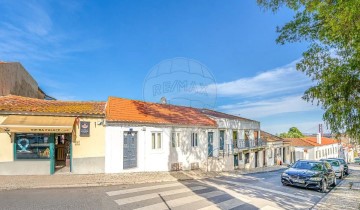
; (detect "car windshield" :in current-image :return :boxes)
[292,161,323,171]
[327,160,339,167]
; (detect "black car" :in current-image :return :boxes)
[327,158,349,175]
[281,160,336,192]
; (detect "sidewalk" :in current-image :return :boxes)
[313,164,360,210]
[0,165,286,191]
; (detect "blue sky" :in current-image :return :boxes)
[0,0,327,134]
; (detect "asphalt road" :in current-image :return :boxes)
[0,169,341,210]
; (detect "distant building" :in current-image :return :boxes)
[261,131,293,165]
[284,136,340,161]
[0,62,53,100]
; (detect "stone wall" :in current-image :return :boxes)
[0,62,44,99]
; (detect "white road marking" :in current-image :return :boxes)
[114,186,207,206]
[197,198,245,210]
[106,182,184,196]
[134,190,225,210]
[260,205,284,210]
[209,178,311,202]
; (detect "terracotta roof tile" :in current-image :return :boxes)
[0,95,106,116]
[261,131,284,142]
[106,97,217,127]
[284,137,339,147]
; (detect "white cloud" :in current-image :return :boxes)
[0,1,103,61]
[208,61,313,98]
[219,95,320,118]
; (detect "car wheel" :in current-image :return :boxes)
[340,172,343,179]
[331,177,337,187]
[321,179,327,193]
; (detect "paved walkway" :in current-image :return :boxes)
[313,164,360,210]
[0,165,286,191]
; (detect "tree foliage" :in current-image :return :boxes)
[279,127,305,138]
[258,0,360,141]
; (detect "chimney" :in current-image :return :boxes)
[317,133,322,145]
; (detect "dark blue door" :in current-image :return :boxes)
[234,154,239,167]
[123,131,137,169]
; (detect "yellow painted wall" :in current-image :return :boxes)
[0,115,14,162]
[72,118,105,158]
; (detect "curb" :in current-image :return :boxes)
[0,166,285,191]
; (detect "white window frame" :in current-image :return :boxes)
[171,132,181,148]
[151,132,162,150]
[191,132,198,147]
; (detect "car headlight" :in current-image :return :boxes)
[282,173,289,177]
[309,177,322,181]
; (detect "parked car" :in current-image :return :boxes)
[321,159,344,179]
[281,160,336,193]
[327,158,349,175]
[354,157,360,165]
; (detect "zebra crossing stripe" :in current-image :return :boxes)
[260,205,283,210]
[209,178,311,202]
[114,185,207,206]
[197,198,245,210]
[134,190,225,210]
[106,182,184,196]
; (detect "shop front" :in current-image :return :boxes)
[0,115,75,175]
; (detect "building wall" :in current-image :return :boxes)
[283,146,292,164]
[0,115,13,162]
[72,117,106,174]
[0,161,50,175]
[213,117,260,130]
[265,142,284,166]
[313,144,339,160]
[105,125,212,173]
[0,62,44,99]
[292,143,340,162]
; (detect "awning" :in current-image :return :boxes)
[0,115,76,133]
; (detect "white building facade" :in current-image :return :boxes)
[105,125,217,173]
[200,109,264,170]
[285,136,340,161]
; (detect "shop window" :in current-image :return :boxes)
[191,133,198,147]
[171,132,180,148]
[151,132,162,149]
[15,133,50,160]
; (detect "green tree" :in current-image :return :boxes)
[279,127,305,138]
[257,0,360,142]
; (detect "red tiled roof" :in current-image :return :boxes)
[0,95,106,116]
[106,97,217,127]
[284,137,339,147]
[200,109,258,122]
[261,131,284,142]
